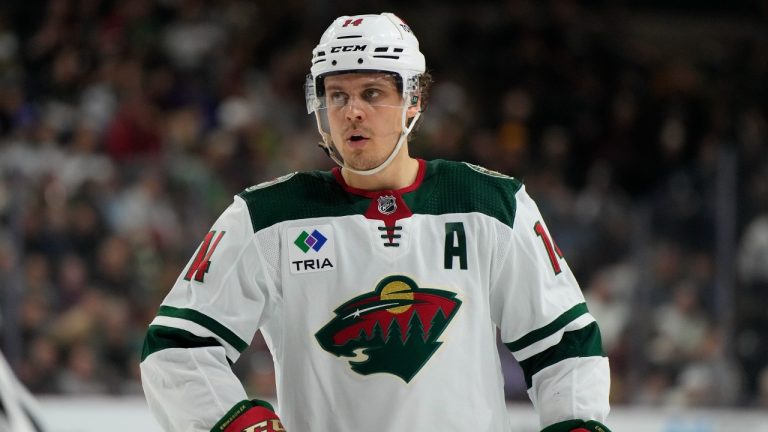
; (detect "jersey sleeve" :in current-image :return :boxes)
[489,185,610,430]
[140,195,281,432]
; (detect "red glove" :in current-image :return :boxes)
[212,400,286,432]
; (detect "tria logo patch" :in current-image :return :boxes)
[377,195,397,215]
[287,225,336,274]
[294,229,327,253]
[315,275,461,382]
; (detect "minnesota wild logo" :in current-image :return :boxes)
[315,275,461,382]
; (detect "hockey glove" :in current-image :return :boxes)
[212,399,285,432]
[541,419,611,432]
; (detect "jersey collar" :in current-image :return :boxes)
[331,159,426,198]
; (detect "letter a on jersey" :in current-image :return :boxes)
[315,276,461,382]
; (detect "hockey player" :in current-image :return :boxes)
[141,12,612,432]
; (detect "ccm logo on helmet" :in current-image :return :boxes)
[330,45,367,53]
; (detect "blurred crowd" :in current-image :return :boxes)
[0,0,767,408]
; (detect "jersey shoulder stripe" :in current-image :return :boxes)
[411,160,524,228]
[517,322,605,388]
[236,160,525,233]
[237,170,368,233]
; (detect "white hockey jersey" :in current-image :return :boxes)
[140,159,610,431]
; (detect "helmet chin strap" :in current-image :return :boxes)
[316,105,422,177]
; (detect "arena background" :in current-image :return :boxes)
[0,1,767,430]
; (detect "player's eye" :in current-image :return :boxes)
[362,88,382,103]
[328,92,348,106]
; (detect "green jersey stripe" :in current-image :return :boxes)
[518,322,605,388]
[504,302,589,352]
[237,160,523,233]
[157,306,249,353]
[141,325,222,362]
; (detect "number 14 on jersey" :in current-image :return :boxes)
[534,221,564,275]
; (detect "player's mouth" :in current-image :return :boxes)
[345,131,370,148]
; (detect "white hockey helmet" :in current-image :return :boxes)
[305,13,426,175]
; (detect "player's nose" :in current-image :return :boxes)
[344,98,366,121]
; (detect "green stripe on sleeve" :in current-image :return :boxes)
[517,321,605,388]
[504,302,589,353]
[141,325,222,361]
[157,306,249,352]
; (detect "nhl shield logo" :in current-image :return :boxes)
[377,195,397,215]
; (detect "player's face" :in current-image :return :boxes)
[323,73,414,171]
